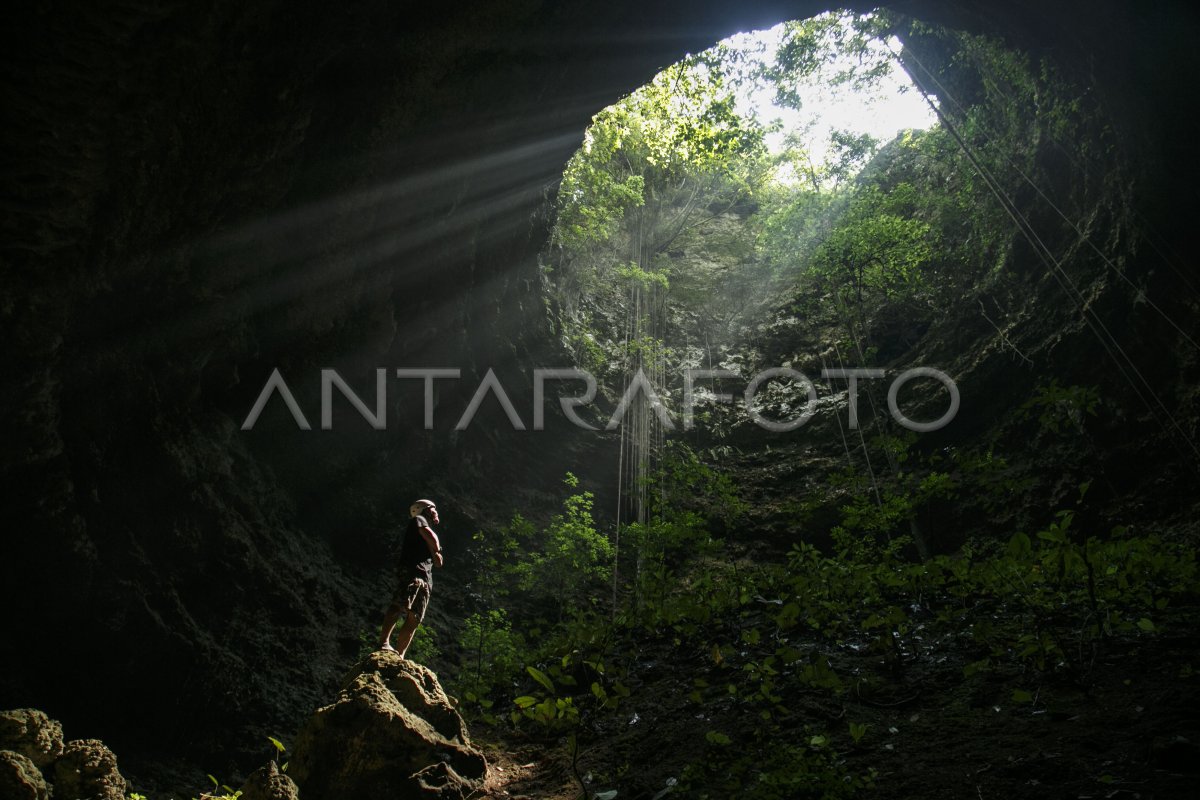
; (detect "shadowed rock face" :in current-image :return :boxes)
[0,751,51,800]
[53,739,128,800]
[290,652,487,799]
[1,0,1197,770]
[239,760,300,800]
[0,709,145,799]
[0,710,64,771]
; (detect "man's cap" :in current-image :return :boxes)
[410,498,436,516]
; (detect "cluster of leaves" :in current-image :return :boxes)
[1018,380,1101,435]
[662,503,1195,797]
[142,737,290,800]
[446,432,1198,800]
[678,733,874,800]
[557,55,766,241]
[456,474,613,711]
[462,17,1140,795]
[548,44,772,384]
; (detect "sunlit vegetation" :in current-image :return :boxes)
[437,446,1197,799]
[419,9,1196,799]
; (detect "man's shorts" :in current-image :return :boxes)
[387,575,431,623]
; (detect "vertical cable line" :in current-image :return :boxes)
[612,279,635,618]
[952,40,1200,300]
[890,42,1200,465]
[905,41,1200,352]
[820,351,861,472]
[832,337,884,509]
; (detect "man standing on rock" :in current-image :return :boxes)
[379,498,443,658]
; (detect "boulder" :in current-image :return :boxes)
[290,651,487,800]
[0,709,65,769]
[0,750,51,800]
[239,760,300,800]
[53,738,127,800]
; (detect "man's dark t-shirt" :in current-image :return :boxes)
[398,515,434,587]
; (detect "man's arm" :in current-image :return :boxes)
[418,523,443,568]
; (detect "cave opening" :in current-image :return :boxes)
[4,2,1200,799]
[538,8,1146,560]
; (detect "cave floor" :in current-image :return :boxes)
[476,607,1200,800]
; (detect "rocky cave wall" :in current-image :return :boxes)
[2,0,1196,768]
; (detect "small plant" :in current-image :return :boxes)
[195,773,242,800]
[1019,380,1100,434]
[456,608,526,722]
[268,735,289,773]
[512,650,630,800]
[407,623,440,664]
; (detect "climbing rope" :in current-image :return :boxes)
[891,42,1200,465]
[900,41,1200,353]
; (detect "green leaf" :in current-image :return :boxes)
[1011,689,1034,704]
[1007,531,1032,560]
[526,666,556,694]
[267,736,285,753]
[705,731,731,746]
[1137,617,1156,633]
[1037,527,1065,544]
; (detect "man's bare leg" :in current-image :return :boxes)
[379,606,404,652]
[393,611,420,658]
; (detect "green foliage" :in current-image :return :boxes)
[615,262,669,291]
[555,55,766,259]
[527,473,613,612]
[824,432,956,557]
[445,447,1196,800]
[565,329,608,379]
[1019,381,1100,434]
[455,20,1142,791]
[764,12,893,108]
[651,441,748,526]
[468,474,614,621]
[266,736,289,775]
[356,628,379,660]
[458,608,525,720]
[549,42,771,372]
[679,732,875,799]
[809,189,934,307]
[406,624,439,665]
[508,627,632,800]
[456,474,615,729]
[512,646,629,731]
[193,773,242,800]
[470,514,532,603]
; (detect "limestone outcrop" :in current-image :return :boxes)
[53,738,127,800]
[239,759,301,800]
[0,709,64,770]
[0,710,129,800]
[0,750,51,800]
[290,652,488,799]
